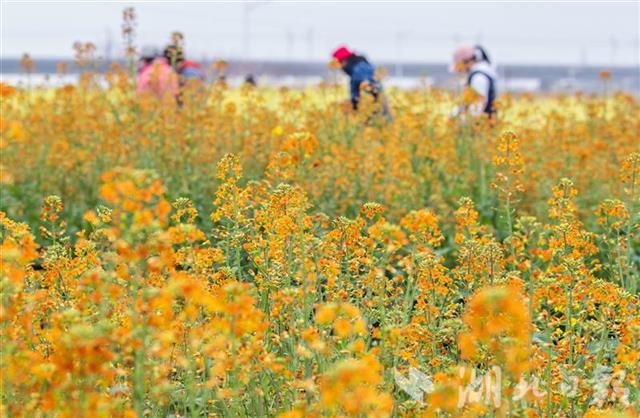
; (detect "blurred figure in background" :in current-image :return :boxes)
[331,45,392,121]
[244,74,257,87]
[164,44,206,83]
[450,45,497,118]
[136,45,179,99]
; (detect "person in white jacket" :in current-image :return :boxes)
[450,45,497,118]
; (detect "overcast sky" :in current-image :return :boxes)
[1,1,639,66]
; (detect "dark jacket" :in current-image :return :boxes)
[342,55,380,109]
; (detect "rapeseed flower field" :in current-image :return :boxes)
[1,70,638,417]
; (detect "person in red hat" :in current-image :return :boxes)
[331,45,391,120]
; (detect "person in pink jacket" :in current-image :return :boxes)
[136,46,179,99]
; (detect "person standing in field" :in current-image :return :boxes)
[450,45,497,118]
[136,46,179,100]
[331,45,392,121]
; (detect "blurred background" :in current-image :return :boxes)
[1,1,639,93]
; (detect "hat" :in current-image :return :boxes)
[140,45,160,59]
[450,45,476,72]
[332,46,354,63]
